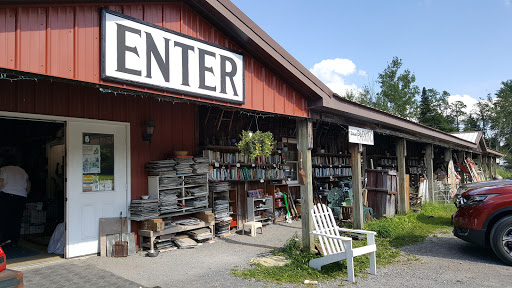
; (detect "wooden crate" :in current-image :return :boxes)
[366,169,397,218]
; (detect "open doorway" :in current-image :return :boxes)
[0,117,66,265]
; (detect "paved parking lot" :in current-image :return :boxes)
[16,221,512,288]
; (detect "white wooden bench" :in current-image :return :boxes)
[309,203,377,283]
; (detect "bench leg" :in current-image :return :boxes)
[347,257,355,283]
[369,251,377,275]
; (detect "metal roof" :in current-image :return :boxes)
[450,131,481,144]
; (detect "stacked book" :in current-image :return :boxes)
[129,199,159,221]
[154,238,177,251]
[186,186,209,197]
[192,157,210,174]
[209,182,232,236]
[186,198,209,208]
[159,177,182,189]
[159,188,181,214]
[184,175,208,185]
[175,158,194,175]
[186,227,212,241]
[145,160,177,176]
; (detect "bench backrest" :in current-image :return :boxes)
[311,203,346,255]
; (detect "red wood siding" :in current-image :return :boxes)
[0,2,309,118]
[0,79,197,202]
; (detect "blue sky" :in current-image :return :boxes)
[231,0,512,112]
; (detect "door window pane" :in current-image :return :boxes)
[82,133,114,192]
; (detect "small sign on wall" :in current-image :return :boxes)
[348,126,374,145]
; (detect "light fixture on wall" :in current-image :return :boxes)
[143,119,155,143]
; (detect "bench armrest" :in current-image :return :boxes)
[310,231,352,242]
[337,227,377,236]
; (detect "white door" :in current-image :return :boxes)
[66,121,129,258]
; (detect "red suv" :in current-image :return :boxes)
[453,179,512,265]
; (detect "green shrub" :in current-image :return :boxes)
[497,168,511,179]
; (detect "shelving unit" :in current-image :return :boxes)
[139,219,214,251]
[267,183,289,223]
[148,173,209,218]
[209,182,231,237]
[247,196,273,224]
[203,147,285,181]
[228,188,238,228]
[312,153,352,178]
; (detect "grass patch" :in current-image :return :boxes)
[497,168,511,179]
[232,202,455,284]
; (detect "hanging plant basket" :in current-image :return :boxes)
[236,130,276,160]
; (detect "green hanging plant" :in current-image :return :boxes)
[236,130,276,160]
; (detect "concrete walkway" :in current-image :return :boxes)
[18,221,303,288]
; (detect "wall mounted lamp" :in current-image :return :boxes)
[142,119,155,143]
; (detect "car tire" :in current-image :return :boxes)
[490,215,512,265]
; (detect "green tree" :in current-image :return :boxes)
[493,80,512,162]
[450,100,467,131]
[463,114,480,131]
[418,88,456,132]
[418,87,435,125]
[376,56,420,119]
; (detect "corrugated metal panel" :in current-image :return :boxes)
[0,79,197,201]
[0,8,16,69]
[451,132,479,144]
[0,2,309,118]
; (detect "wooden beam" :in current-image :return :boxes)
[351,143,364,229]
[396,138,407,213]
[297,119,314,251]
[425,144,434,202]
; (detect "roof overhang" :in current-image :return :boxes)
[310,96,479,151]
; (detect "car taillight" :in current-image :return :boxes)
[0,247,6,272]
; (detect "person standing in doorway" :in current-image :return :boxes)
[0,155,31,246]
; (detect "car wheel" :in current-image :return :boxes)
[490,215,512,265]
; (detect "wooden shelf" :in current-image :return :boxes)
[313,164,351,168]
[314,175,351,179]
[313,153,350,157]
[204,145,239,151]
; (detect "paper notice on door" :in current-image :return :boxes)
[83,145,101,173]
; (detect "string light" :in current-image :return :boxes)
[0,71,306,121]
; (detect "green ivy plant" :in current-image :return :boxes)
[236,130,275,160]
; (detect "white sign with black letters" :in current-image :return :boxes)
[348,126,374,145]
[101,9,244,104]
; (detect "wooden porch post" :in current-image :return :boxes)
[396,138,407,213]
[457,151,466,185]
[297,119,314,251]
[492,157,497,178]
[350,143,364,229]
[425,144,434,202]
[488,156,493,179]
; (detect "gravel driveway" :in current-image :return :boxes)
[19,221,512,288]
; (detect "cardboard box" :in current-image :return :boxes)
[141,220,165,232]
[193,210,214,223]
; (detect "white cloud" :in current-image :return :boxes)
[309,58,364,96]
[447,94,479,114]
